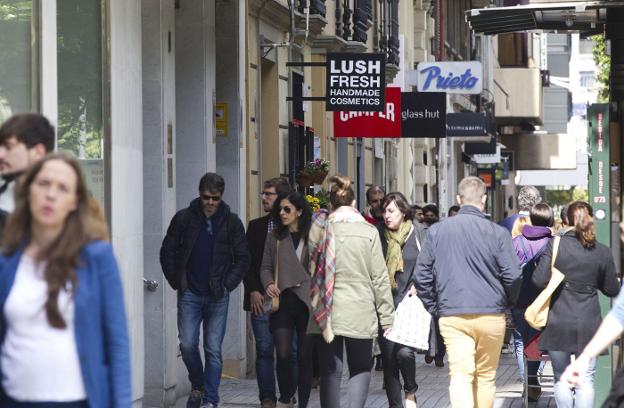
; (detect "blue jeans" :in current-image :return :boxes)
[550,350,596,408]
[178,289,230,406]
[511,308,540,386]
[250,311,276,402]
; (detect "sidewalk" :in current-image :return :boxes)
[176,352,555,407]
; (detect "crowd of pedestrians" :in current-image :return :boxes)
[0,113,622,408]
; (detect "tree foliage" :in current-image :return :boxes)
[592,34,610,103]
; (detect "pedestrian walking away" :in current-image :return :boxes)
[160,172,250,408]
[510,203,554,402]
[414,176,522,408]
[261,192,314,408]
[532,201,620,408]
[308,174,395,408]
[0,153,131,407]
[245,177,292,408]
[378,192,427,408]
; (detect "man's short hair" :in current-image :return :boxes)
[198,173,225,194]
[458,176,486,205]
[517,186,541,212]
[263,177,291,196]
[366,185,385,203]
[422,204,439,218]
[0,113,55,152]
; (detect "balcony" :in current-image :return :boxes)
[494,67,543,125]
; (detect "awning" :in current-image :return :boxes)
[466,1,624,36]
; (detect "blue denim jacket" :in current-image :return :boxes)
[0,240,131,407]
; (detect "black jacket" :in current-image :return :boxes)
[533,231,620,354]
[160,198,250,297]
[243,214,270,311]
[414,205,522,317]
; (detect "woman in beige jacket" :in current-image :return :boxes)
[261,192,313,408]
[309,175,394,408]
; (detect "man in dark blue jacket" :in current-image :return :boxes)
[414,176,521,408]
[160,173,250,408]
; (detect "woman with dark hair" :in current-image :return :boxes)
[511,202,554,401]
[0,153,130,407]
[308,174,394,408]
[261,192,313,408]
[533,201,620,407]
[379,192,426,408]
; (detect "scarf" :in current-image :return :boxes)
[384,220,413,289]
[309,206,365,343]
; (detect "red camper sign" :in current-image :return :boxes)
[334,87,401,138]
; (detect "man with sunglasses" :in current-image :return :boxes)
[160,172,250,408]
[244,177,292,408]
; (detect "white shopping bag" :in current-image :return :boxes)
[384,293,431,350]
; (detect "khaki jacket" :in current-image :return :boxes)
[330,220,394,339]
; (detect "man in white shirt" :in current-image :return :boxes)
[0,113,55,213]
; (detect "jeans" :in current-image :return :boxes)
[510,308,540,386]
[178,289,230,406]
[550,350,596,408]
[250,311,276,403]
[379,331,418,408]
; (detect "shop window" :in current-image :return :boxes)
[57,0,107,208]
[0,1,38,122]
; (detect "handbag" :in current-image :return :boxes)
[264,240,281,313]
[385,293,432,350]
[524,235,565,330]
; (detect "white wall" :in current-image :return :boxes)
[109,0,145,404]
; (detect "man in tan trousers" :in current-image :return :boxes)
[414,176,522,407]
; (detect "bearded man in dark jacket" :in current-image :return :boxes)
[160,172,250,408]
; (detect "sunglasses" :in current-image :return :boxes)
[280,206,294,214]
[201,194,221,202]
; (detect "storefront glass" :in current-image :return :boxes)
[57,0,106,206]
[0,0,37,122]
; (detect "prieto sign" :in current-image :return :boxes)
[416,61,483,94]
[326,53,386,111]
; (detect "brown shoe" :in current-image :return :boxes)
[261,399,276,408]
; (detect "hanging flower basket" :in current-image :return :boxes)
[297,171,314,187]
[312,171,328,185]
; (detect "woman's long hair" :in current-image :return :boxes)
[2,153,102,328]
[273,192,312,243]
[567,201,596,249]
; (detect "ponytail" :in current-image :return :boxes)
[567,201,596,249]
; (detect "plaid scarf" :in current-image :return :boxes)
[309,207,365,343]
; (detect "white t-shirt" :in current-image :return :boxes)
[1,255,87,401]
[0,180,16,213]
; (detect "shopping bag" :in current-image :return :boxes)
[525,235,564,330]
[385,293,431,350]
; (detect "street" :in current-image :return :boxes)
[176,352,555,408]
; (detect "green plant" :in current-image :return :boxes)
[592,34,610,103]
[315,189,330,209]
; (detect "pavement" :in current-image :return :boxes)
[176,350,556,408]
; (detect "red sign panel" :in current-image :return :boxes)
[334,87,401,138]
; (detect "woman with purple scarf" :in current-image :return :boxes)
[510,202,554,402]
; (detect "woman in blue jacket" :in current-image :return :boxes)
[0,153,131,407]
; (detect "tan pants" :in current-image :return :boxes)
[439,314,506,408]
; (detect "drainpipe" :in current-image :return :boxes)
[435,0,445,207]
